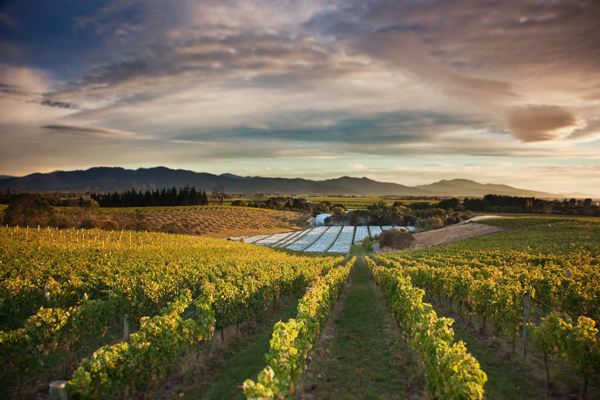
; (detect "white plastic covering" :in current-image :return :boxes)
[272,230,309,247]
[286,226,329,251]
[305,226,342,253]
[328,226,355,254]
[254,231,296,246]
[354,226,369,244]
[368,226,383,236]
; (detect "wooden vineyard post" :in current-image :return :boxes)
[49,381,68,399]
[523,292,530,359]
[44,283,50,301]
[123,314,130,342]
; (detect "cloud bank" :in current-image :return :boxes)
[0,0,599,192]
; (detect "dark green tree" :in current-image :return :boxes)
[3,193,54,227]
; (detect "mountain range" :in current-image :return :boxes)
[0,167,597,198]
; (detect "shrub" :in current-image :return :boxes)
[362,237,373,251]
[331,206,345,216]
[379,229,415,250]
[49,213,78,229]
[431,217,444,229]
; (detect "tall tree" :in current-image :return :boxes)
[211,185,227,206]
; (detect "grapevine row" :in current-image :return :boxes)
[365,257,487,400]
[530,312,600,397]
[243,258,355,399]
[68,288,215,399]
[379,218,600,325]
[377,255,528,341]
[376,245,600,340]
[0,295,113,396]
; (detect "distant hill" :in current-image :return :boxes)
[0,167,595,198]
[0,167,356,195]
[415,179,565,198]
[0,175,14,181]
[321,176,432,196]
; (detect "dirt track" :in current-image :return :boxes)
[375,220,504,253]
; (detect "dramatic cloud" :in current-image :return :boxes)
[0,0,599,193]
[506,106,578,142]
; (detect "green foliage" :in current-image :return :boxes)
[0,226,346,398]
[331,206,345,216]
[377,217,600,333]
[68,289,215,398]
[365,258,487,400]
[437,198,460,210]
[361,236,373,251]
[375,216,600,394]
[0,295,113,390]
[243,259,354,399]
[0,226,344,331]
[530,312,600,379]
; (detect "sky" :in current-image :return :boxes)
[0,0,599,195]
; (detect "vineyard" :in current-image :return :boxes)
[60,206,306,238]
[1,215,599,399]
[374,216,600,399]
[0,226,345,398]
[135,207,303,237]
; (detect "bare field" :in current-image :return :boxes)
[375,221,504,253]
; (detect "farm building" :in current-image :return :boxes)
[314,213,332,226]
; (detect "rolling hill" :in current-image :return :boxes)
[0,167,596,198]
[415,179,560,198]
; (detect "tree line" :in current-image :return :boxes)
[463,194,600,216]
[90,186,209,208]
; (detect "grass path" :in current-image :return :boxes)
[429,301,542,400]
[166,296,300,400]
[296,257,425,400]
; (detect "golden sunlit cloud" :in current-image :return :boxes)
[42,124,152,140]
